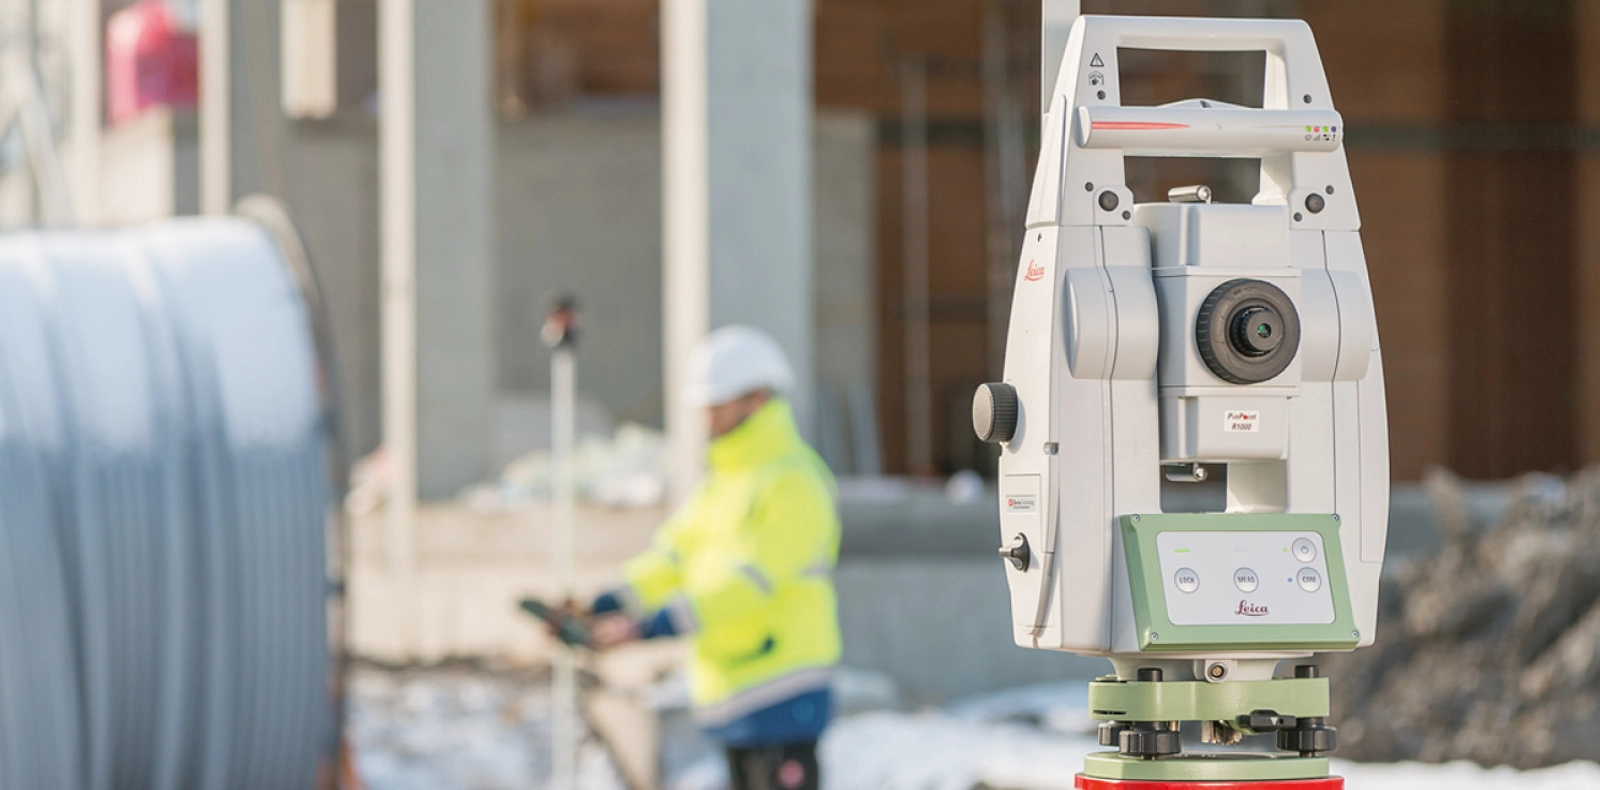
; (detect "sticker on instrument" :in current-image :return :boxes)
[1223,410,1261,433]
[1006,495,1038,513]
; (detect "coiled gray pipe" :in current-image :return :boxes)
[0,202,344,789]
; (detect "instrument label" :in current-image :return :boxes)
[1223,410,1261,433]
[1006,495,1037,513]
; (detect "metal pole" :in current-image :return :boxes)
[1042,0,1080,111]
[545,299,580,790]
[550,346,578,789]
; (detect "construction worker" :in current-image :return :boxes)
[586,325,840,790]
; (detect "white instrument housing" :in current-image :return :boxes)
[991,15,1389,662]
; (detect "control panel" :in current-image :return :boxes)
[1120,513,1359,653]
[1156,531,1334,626]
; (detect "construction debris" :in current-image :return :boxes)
[1324,468,1600,768]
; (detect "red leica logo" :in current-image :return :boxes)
[1007,498,1014,507]
[1024,261,1046,282]
[1235,600,1269,617]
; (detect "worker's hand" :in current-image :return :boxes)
[589,614,641,650]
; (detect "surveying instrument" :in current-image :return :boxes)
[974,15,1387,790]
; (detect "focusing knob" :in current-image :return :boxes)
[972,382,1019,444]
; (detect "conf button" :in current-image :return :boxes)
[1234,568,1259,593]
[1297,567,1323,592]
[1174,568,1200,594]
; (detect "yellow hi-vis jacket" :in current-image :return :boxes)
[623,399,841,725]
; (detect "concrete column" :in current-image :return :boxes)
[200,0,230,214]
[68,0,100,225]
[663,0,814,500]
[381,0,495,505]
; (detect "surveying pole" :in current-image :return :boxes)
[542,296,580,789]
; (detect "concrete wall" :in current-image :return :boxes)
[274,108,875,484]
[835,558,1107,702]
[494,110,878,437]
[280,117,386,463]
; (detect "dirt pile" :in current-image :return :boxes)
[1324,469,1600,768]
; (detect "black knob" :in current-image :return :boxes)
[1278,719,1338,756]
[1098,721,1131,747]
[972,382,1019,444]
[1238,710,1297,733]
[1120,726,1182,758]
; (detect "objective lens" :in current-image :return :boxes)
[1231,306,1283,356]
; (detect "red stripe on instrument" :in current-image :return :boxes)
[1090,121,1191,131]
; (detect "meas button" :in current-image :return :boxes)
[1292,538,1317,563]
[1297,567,1323,592]
[1174,568,1200,594]
[1234,568,1259,593]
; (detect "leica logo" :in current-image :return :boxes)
[1024,260,1046,282]
[1235,600,1270,617]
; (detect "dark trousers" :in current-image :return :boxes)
[724,741,819,790]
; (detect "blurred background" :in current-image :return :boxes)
[5,0,1600,788]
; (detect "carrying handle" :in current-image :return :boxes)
[1097,15,1314,55]
[1070,15,1334,111]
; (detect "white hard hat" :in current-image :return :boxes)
[684,325,795,408]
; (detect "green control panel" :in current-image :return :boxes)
[1122,513,1359,652]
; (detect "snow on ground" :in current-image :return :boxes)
[347,664,625,790]
[823,710,1600,790]
[348,665,1600,790]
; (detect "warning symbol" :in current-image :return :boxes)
[1090,53,1105,68]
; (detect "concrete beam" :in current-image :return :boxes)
[68,0,100,225]
[662,0,815,499]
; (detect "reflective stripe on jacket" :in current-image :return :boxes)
[623,399,841,725]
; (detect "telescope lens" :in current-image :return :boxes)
[1196,278,1301,385]
[1230,305,1283,356]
